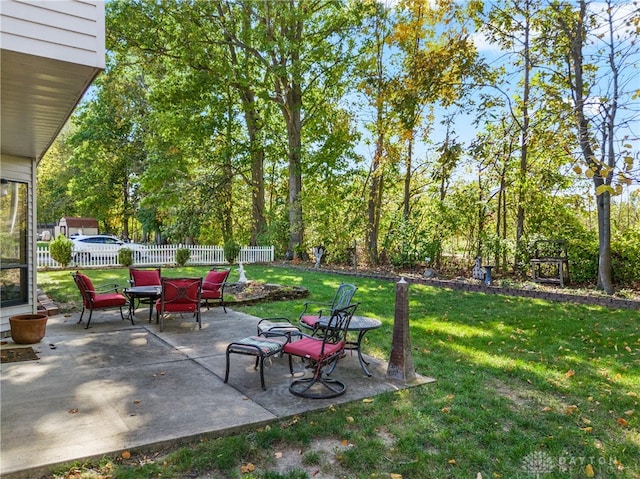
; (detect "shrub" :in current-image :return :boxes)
[224,241,241,264]
[49,235,73,268]
[118,248,133,267]
[175,247,190,267]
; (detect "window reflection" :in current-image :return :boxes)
[1,179,28,306]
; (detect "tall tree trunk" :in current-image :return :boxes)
[565,0,613,293]
[367,130,384,265]
[284,82,304,258]
[239,88,266,246]
[515,0,532,271]
[403,134,413,221]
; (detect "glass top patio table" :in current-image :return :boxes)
[315,315,382,377]
[124,286,162,323]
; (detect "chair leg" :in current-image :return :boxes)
[85,309,93,329]
[77,307,86,324]
[288,356,346,398]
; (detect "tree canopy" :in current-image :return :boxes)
[37,0,640,291]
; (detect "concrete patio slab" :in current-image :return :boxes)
[1,307,433,478]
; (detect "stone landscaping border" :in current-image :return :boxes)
[287,265,640,312]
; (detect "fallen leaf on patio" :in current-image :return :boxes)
[133,400,141,404]
[241,463,255,473]
[121,451,131,459]
[68,408,79,414]
[585,464,595,477]
[616,417,629,427]
[564,369,575,378]
[274,452,283,459]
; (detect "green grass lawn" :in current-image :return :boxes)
[39,265,640,479]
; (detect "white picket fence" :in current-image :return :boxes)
[37,244,274,269]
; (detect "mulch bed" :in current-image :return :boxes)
[226,282,309,306]
[1,346,40,363]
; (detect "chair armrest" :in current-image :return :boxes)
[95,283,122,294]
[299,301,333,317]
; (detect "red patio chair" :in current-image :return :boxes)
[283,303,359,399]
[155,277,202,332]
[71,271,130,329]
[201,267,230,312]
[129,267,161,287]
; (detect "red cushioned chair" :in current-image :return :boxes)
[72,271,130,329]
[284,303,359,399]
[155,277,202,332]
[201,267,230,312]
[128,267,162,314]
[129,267,161,287]
[299,283,357,334]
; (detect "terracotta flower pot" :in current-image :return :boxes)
[9,314,48,344]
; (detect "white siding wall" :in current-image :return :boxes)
[1,154,36,334]
[0,0,105,68]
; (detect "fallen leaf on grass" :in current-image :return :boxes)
[346,416,354,423]
[362,398,374,403]
[585,464,595,477]
[541,406,553,412]
[121,451,131,459]
[564,369,575,378]
[448,459,456,465]
[241,463,255,473]
[390,474,403,479]
[274,452,283,459]
[616,417,629,427]
[565,405,579,414]
[441,407,450,413]
[624,410,634,416]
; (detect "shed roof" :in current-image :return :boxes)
[60,217,98,228]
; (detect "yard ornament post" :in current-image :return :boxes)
[386,277,416,382]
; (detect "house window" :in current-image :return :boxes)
[1,179,29,307]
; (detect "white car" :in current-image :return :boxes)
[71,235,146,262]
